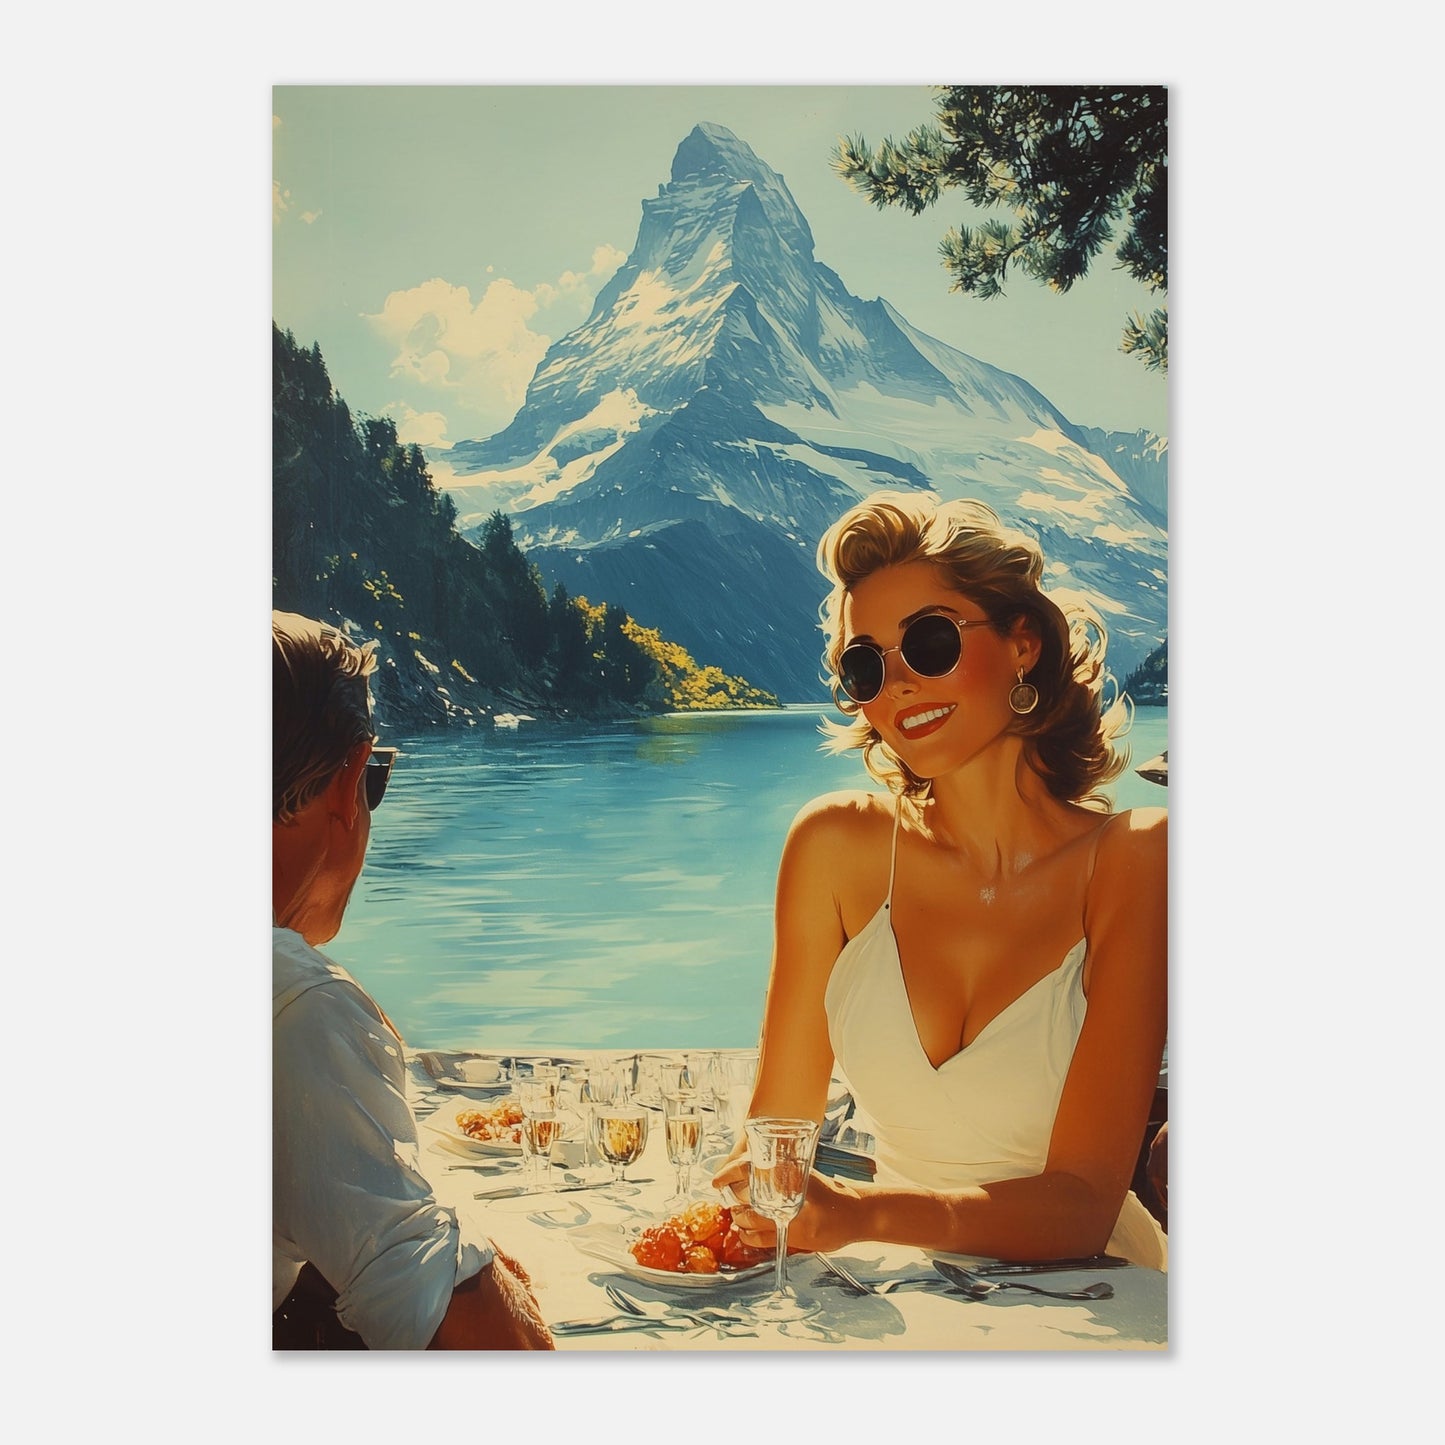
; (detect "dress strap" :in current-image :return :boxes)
[884,792,903,911]
[1079,815,1113,937]
[1084,814,1112,887]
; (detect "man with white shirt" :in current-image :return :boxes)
[272,610,551,1349]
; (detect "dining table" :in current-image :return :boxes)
[410,1049,1168,1353]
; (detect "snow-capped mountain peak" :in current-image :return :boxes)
[436,123,1167,699]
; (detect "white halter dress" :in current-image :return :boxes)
[823,798,1167,1270]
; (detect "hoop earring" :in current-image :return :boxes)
[1009,667,1039,716]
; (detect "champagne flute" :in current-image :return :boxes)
[592,1104,649,1196]
[518,1076,561,1190]
[521,1107,563,1191]
[743,1116,821,1322]
[662,1091,704,1209]
[701,1052,732,1149]
[578,1064,621,1178]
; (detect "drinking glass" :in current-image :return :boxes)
[702,1052,733,1149]
[582,1061,623,1110]
[662,1091,704,1209]
[743,1117,821,1321]
[633,1055,662,1106]
[556,1062,586,1111]
[520,1106,563,1191]
[661,1055,698,1098]
[518,1075,561,1190]
[576,1065,621,1178]
[592,1104,650,1196]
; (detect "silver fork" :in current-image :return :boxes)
[604,1284,755,1336]
[816,1254,875,1294]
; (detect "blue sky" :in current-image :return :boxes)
[272,85,1170,460]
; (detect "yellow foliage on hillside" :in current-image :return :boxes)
[573,598,778,710]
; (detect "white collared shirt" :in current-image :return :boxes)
[273,927,492,1348]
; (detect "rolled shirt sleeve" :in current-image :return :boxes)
[273,935,491,1349]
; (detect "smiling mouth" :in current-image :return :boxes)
[898,704,956,735]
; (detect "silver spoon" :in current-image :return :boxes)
[933,1259,1113,1301]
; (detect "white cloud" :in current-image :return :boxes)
[363,246,626,431]
[383,402,451,449]
[365,276,548,416]
[590,243,627,276]
[534,244,627,307]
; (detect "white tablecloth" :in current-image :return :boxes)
[412,1054,1167,1352]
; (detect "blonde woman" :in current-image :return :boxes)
[714,494,1167,1268]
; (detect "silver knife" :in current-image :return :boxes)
[474,1181,613,1200]
[551,1316,692,1336]
[973,1255,1129,1275]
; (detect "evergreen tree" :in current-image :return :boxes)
[596,601,652,704]
[835,86,1167,372]
[1123,638,1168,705]
[477,511,551,665]
[547,582,593,697]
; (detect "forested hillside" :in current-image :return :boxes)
[1123,639,1168,706]
[272,326,777,727]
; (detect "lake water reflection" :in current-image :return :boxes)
[333,705,1168,1051]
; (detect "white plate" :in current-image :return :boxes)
[431,1076,512,1097]
[569,1219,772,1289]
[424,1103,523,1156]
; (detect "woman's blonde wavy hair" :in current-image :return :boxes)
[817,492,1131,807]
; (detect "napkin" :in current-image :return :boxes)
[819,1084,855,1143]
[814,1142,877,1183]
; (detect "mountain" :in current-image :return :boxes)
[437,122,1168,701]
[1074,426,1169,531]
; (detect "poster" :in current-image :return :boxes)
[273,83,1169,1353]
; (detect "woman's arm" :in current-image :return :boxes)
[712,794,862,1179]
[729,809,1168,1260]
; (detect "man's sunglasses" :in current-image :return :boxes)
[365,746,398,811]
[837,613,995,706]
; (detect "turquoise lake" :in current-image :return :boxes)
[331,705,1168,1051]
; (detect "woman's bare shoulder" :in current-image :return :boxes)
[788,789,894,842]
[1101,805,1167,850]
[1090,807,1167,900]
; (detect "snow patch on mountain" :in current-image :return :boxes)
[449,388,656,527]
[767,442,895,501]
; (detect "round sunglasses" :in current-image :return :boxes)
[837,613,994,705]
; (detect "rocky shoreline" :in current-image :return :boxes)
[360,624,775,733]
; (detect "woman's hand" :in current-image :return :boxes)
[714,1163,868,1255]
[710,1153,751,1208]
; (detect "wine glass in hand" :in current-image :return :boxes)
[743,1117,821,1322]
[593,1104,649,1197]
